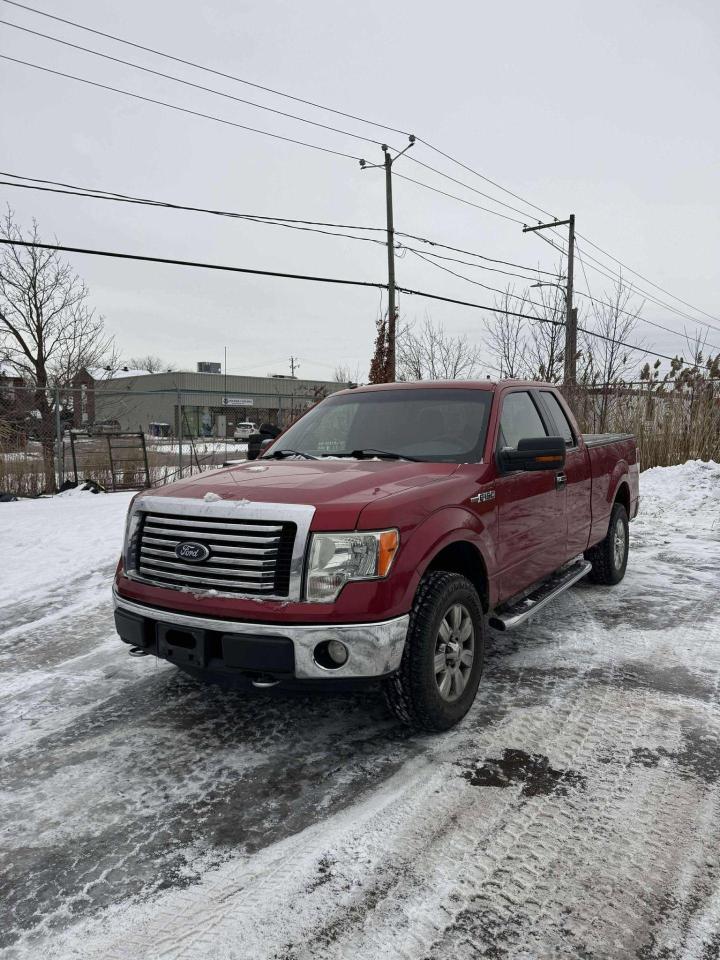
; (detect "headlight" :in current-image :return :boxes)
[122,494,145,573]
[306,529,399,603]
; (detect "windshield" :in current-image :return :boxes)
[268,387,492,463]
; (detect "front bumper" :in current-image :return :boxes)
[113,590,409,680]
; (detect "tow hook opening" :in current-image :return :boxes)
[128,646,149,657]
[313,639,349,670]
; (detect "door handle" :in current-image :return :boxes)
[555,472,567,490]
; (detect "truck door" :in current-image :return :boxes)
[538,390,592,559]
[495,389,567,601]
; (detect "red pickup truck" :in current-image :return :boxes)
[114,380,639,730]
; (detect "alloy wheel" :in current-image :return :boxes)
[434,602,475,702]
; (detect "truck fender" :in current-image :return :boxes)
[400,506,496,612]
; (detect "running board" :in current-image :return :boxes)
[488,560,592,632]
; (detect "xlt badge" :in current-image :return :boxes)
[470,490,496,504]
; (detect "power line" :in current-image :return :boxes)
[572,242,720,351]
[1,0,549,227]
[7,171,700,351]
[576,230,720,326]
[0,238,386,289]
[396,232,558,274]
[576,243,720,335]
[0,19,384,149]
[0,236,691,366]
[0,55,363,161]
[1,177,545,283]
[0,177,390,248]
[0,10,540,223]
[5,0,714,328]
[393,171,525,225]
[412,245,720,356]
[407,249,548,304]
[530,228,720,338]
[399,246,550,284]
[575,239,595,301]
[0,171,557,276]
[406,155,541,222]
[2,14,545,224]
[576,244,720,336]
[0,171,386,230]
[416,138,557,222]
[0,0,409,137]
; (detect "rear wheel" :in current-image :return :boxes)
[384,571,484,731]
[584,502,629,585]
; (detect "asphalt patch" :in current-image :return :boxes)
[459,748,586,798]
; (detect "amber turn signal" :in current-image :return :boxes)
[378,529,400,576]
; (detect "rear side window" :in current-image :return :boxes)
[499,392,547,449]
[541,392,575,446]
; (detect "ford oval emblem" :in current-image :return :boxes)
[175,541,210,562]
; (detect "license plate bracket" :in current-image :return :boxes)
[157,623,206,668]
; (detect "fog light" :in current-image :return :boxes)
[327,639,348,665]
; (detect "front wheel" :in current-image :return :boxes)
[584,502,629,585]
[384,571,485,731]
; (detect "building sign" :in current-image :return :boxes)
[223,397,253,406]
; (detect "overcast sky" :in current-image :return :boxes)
[1,0,718,381]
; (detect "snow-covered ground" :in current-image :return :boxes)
[1,461,719,959]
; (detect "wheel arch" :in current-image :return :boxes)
[421,540,490,613]
[614,479,631,515]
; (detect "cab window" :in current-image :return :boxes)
[498,391,548,449]
[541,391,575,446]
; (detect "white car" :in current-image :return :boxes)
[233,421,257,440]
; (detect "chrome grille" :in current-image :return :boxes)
[135,511,297,596]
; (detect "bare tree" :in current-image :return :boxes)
[333,362,361,385]
[484,272,567,381]
[397,315,483,381]
[484,287,531,379]
[580,276,644,431]
[525,282,567,382]
[0,210,117,490]
[127,354,176,373]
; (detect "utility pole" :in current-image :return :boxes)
[383,147,397,379]
[289,356,300,377]
[360,135,415,381]
[522,213,577,384]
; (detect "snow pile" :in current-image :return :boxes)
[0,490,134,610]
[635,459,720,540]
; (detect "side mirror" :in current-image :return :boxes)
[247,435,274,461]
[500,436,566,472]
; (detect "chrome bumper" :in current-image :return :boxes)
[113,591,409,680]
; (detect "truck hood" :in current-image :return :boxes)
[152,459,459,529]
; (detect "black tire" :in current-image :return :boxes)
[584,502,629,585]
[384,571,485,732]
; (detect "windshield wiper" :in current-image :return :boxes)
[322,448,418,462]
[263,448,318,460]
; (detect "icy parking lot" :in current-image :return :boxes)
[1,462,720,960]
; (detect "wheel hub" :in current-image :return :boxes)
[444,639,461,664]
[434,603,475,703]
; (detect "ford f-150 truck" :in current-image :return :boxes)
[114,380,639,730]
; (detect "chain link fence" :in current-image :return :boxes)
[0,382,327,495]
